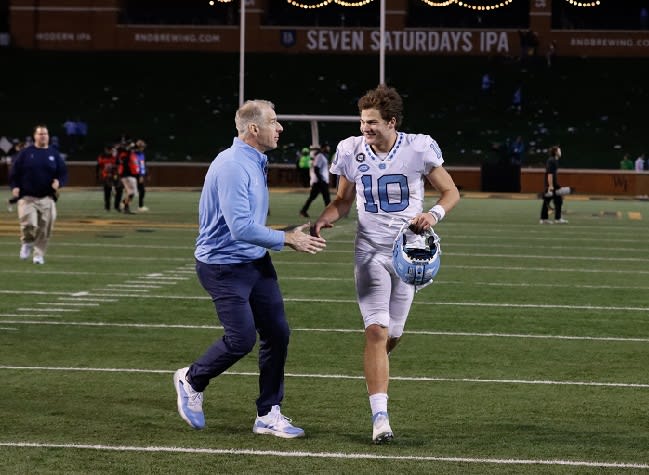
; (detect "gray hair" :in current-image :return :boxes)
[235,100,275,135]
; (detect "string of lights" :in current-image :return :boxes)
[286,0,515,10]
[563,0,601,6]
[334,0,376,6]
[286,0,335,8]
[216,0,603,10]
[455,0,513,11]
[418,0,458,7]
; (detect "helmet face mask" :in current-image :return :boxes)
[392,223,441,287]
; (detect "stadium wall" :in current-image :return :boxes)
[27,162,648,196]
[9,0,649,58]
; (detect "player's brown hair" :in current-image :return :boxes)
[357,84,403,128]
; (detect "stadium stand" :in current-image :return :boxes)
[1,49,647,170]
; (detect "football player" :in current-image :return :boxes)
[311,84,460,444]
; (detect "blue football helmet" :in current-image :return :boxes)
[392,222,441,287]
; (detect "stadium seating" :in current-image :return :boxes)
[1,50,645,169]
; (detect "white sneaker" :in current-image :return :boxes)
[33,255,44,265]
[539,219,553,225]
[138,206,149,212]
[372,412,394,444]
[252,405,305,438]
[173,367,205,429]
[554,218,569,224]
[19,243,33,260]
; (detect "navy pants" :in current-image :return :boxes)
[189,253,290,416]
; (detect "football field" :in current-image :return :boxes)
[1,189,648,474]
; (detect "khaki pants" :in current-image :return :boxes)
[18,196,56,258]
[121,176,138,199]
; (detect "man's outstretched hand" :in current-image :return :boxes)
[285,223,327,254]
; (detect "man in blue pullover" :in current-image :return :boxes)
[174,99,327,438]
[9,124,68,264]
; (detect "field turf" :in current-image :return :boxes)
[0,189,648,474]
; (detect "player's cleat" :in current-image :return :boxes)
[19,243,33,260]
[372,412,394,444]
[252,405,305,439]
[138,206,149,212]
[554,218,569,224]
[299,210,309,218]
[32,255,44,265]
[539,219,553,224]
[173,367,205,429]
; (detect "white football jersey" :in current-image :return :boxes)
[331,132,444,249]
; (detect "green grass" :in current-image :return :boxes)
[1,189,648,474]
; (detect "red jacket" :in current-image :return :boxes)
[117,150,140,177]
[97,152,117,180]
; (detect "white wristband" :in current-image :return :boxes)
[428,204,446,223]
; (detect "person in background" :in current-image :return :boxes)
[62,118,78,155]
[9,124,68,264]
[320,142,337,188]
[173,99,327,438]
[297,146,311,187]
[75,119,88,152]
[311,85,460,444]
[509,135,525,165]
[134,139,149,211]
[635,153,646,172]
[117,142,139,214]
[299,144,331,218]
[481,72,494,95]
[619,153,634,170]
[540,145,567,224]
[96,144,119,212]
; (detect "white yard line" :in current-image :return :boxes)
[0,365,647,389]
[0,442,646,470]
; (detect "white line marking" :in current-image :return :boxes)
[0,320,220,329]
[441,281,649,291]
[448,252,649,263]
[17,308,79,312]
[4,261,649,276]
[107,284,161,289]
[2,320,648,343]
[271,261,649,275]
[57,297,118,302]
[36,302,99,307]
[103,287,152,292]
[295,328,649,343]
[0,290,73,296]
[447,264,649,275]
[284,298,649,312]
[124,280,173,285]
[0,442,645,469]
[0,315,59,318]
[71,291,89,297]
[0,366,647,389]
[3,289,647,312]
